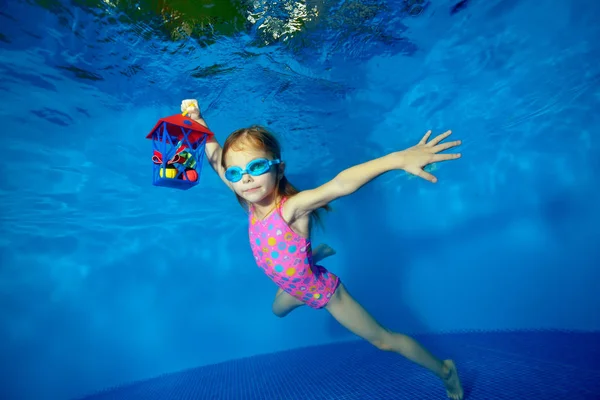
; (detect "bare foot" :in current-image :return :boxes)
[442,360,463,400]
[320,244,336,258]
[313,243,336,259]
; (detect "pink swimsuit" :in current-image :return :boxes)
[248,197,340,309]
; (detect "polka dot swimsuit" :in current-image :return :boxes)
[248,197,340,309]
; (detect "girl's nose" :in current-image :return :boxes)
[242,173,253,184]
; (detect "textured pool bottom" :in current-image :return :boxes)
[80,330,600,400]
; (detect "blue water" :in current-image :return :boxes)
[1,0,599,399]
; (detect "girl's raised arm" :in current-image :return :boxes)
[181,99,232,190]
[286,130,461,220]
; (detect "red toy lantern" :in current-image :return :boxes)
[146,114,214,190]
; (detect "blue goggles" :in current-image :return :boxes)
[225,158,281,183]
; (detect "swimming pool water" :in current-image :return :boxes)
[1,0,599,399]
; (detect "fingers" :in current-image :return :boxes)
[181,99,199,113]
[433,153,461,162]
[416,169,437,183]
[432,140,461,153]
[428,130,452,146]
[181,100,190,112]
[184,99,198,109]
[418,130,432,145]
[406,166,438,183]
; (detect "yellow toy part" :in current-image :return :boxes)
[160,166,178,178]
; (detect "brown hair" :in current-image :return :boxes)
[221,125,331,227]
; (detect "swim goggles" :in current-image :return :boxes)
[225,158,281,182]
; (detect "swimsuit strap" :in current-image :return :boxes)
[277,196,288,215]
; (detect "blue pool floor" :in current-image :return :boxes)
[81,330,600,400]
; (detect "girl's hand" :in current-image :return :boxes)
[395,130,462,183]
[181,99,202,121]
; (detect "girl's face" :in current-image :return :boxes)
[224,147,283,205]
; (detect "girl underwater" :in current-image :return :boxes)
[181,99,464,399]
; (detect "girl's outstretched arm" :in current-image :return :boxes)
[181,99,232,190]
[286,130,462,219]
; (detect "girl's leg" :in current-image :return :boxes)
[325,283,463,400]
[272,288,305,317]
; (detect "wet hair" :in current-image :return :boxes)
[221,125,331,227]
